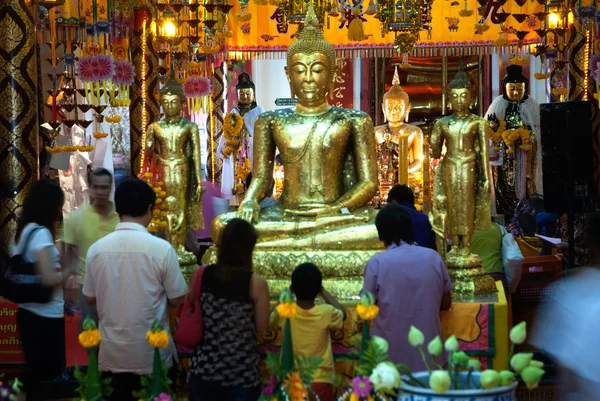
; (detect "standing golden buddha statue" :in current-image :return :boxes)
[374,66,423,193]
[205,5,382,298]
[430,71,496,298]
[144,78,204,267]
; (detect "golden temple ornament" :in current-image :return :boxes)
[275,0,333,24]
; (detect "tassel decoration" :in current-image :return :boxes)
[348,8,366,41]
[365,0,377,15]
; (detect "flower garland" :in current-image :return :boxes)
[93,132,109,139]
[489,117,532,154]
[45,145,94,153]
[222,113,245,158]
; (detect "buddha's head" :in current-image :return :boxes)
[285,5,337,108]
[448,70,474,114]
[382,67,410,126]
[502,65,528,102]
[236,72,257,108]
[160,78,185,118]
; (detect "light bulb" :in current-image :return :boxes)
[548,12,559,28]
[164,21,177,37]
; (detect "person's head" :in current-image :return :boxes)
[291,262,322,301]
[16,179,65,242]
[114,179,156,226]
[217,218,258,273]
[375,204,414,247]
[387,184,415,205]
[89,168,113,205]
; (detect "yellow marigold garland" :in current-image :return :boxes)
[491,117,533,154]
[284,372,308,401]
[79,328,101,348]
[222,113,245,158]
[45,145,94,153]
[93,132,109,139]
[534,72,551,80]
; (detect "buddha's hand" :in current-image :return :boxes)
[239,200,261,223]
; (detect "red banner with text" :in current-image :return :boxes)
[0,300,24,363]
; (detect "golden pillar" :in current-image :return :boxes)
[130,7,160,177]
[208,63,225,185]
[0,0,39,264]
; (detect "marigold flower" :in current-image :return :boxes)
[284,372,306,401]
[276,302,297,318]
[356,304,379,321]
[78,328,101,348]
[146,330,169,348]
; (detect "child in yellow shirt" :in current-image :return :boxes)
[270,263,346,401]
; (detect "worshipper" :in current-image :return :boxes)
[387,184,436,250]
[245,172,277,208]
[531,213,600,401]
[83,179,188,401]
[13,179,75,401]
[472,221,524,293]
[188,218,270,401]
[61,168,119,327]
[362,205,453,370]
[270,263,345,401]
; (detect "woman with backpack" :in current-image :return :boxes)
[11,179,75,401]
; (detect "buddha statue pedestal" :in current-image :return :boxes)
[202,248,379,300]
[445,255,498,301]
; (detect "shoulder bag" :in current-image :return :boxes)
[173,265,207,348]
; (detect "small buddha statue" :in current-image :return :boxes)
[485,65,541,217]
[206,5,382,297]
[217,73,264,202]
[431,70,496,297]
[374,67,423,187]
[145,78,204,267]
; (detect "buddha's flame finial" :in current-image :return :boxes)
[392,66,400,86]
[305,3,319,28]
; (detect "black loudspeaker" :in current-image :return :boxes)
[540,101,595,213]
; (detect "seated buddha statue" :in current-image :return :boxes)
[206,5,382,298]
[374,67,423,187]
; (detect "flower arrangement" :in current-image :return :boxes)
[74,318,113,401]
[105,115,122,123]
[402,321,544,393]
[487,114,532,154]
[533,72,551,80]
[339,292,401,401]
[223,113,251,196]
[0,376,23,400]
[138,170,168,233]
[133,320,186,401]
[93,132,109,139]
[111,60,135,107]
[259,290,322,401]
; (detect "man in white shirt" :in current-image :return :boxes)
[83,179,188,400]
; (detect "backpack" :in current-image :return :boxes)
[0,226,53,304]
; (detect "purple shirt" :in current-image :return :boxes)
[362,242,453,371]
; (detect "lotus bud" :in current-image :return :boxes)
[427,336,443,356]
[408,326,425,347]
[444,335,459,352]
[499,370,515,386]
[467,359,481,371]
[429,370,451,394]
[509,322,527,345]
[360,291,375,306]
[521,366,545,390]
[529,360,544,369]
[451,351,469,368]
[480,370,501,389]
[372,336,389,354]
[279,288,293,303]
[510,353,533,373]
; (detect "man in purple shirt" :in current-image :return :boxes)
[387,184,436,250]
[362,205,453,370]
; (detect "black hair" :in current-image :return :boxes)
[375,204,414,246]
[217,218,257,281]
[90,168,113,185]
[291,262,322,301]
[114,179,157,218]
[16,179,65,242]
[387,184,415,205]
[245,172,253,190]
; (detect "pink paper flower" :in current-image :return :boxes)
[262,374,276,396]
[183,77,213,98]
[154,393,172,401]
[93,54,115,81]
[113,60,135,85]
[77,55,98,82]
[590,54,600,82]
[352,376,373,398]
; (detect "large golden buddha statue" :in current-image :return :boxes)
[145,78,203,268]
[206,6,382,298]
[430,70,496,298]
[374,67,423,188]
